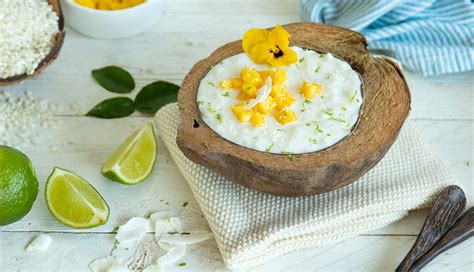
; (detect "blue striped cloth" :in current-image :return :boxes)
[300,0,474,76]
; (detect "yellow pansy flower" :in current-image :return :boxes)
[242,25,298,67]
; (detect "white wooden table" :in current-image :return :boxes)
[1,0,473,271]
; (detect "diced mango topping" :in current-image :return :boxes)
[270,83,286,97]
[230,78,243,89]
[274,109,297,125]
[236,91,252,101]
[273,91,296,109]
[255,96,277,115]
[218,67,320,127]
[250,111,265,127]
[75,0,96,8]
[258,70,274,81]
[241,67,263,88]
[300,81,322,99]
[219,79,233,90]
[241,83,258,97]
[74,0,145,10]
[231,104,252,122]
[272,69,287,85]
[219,78,243,90]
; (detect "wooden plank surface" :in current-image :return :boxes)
[2,232,472,271]
[0,0,472,271]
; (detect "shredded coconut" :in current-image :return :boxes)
[0,0,59,78]
[0,90,58,149]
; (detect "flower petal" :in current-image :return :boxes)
[267,24,290,49]
[242,28,269,53]
[249,42,274,64]
[282,47,298,64]
[267,47,298,67]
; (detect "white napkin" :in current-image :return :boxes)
[154,103,457,270]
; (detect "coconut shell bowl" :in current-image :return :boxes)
[177,22,411,197]
[0,0,65,87]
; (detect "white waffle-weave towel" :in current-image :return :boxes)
[154,103,457,270]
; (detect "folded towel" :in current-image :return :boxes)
[300,0,474,76]
[155,104,457,270]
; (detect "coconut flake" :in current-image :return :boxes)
[154,219,172,243]
[107,263,130,272]
[154,217,184,251]
[89,257,125,272]
[157,241,175,251]
[149,211,177,225]
[90,212,209,271]
[159,231,210,245]
[156,245,186,267]
[168,217,183,233]
[116,217,151,243]
[244,76,272,110]
[25,234,52,252]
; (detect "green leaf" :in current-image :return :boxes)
[134,80,180,114]
[86,97,135,119]
[91,66,135,93]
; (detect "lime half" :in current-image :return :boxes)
[102,122,157,185]
[45,167,109,229]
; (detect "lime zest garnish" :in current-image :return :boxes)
[350,90,358,102]
[265,143,274,153]
[312,121,324,133]
[323,110,334,116]
[281,151,295,160]
[329,117,349,124]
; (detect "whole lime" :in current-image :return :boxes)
[0,146,39,226]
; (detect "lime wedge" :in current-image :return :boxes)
[102,122,157,185]
[45,167,109,229]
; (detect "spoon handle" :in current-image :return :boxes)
[409,207,474,271]
[396,185,466,272]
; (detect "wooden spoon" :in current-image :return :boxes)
[409,207,473,271]
[0,0,65,87]
[396,185,466,272]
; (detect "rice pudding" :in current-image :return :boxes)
[196,46,363,154]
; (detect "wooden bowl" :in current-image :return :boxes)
[0,0,65,87]
[177,23,411,196]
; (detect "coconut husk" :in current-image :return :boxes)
[177,22,411,196]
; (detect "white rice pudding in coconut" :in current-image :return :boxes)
[196,46,363,154]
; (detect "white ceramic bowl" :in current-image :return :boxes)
[59,0,161,39]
